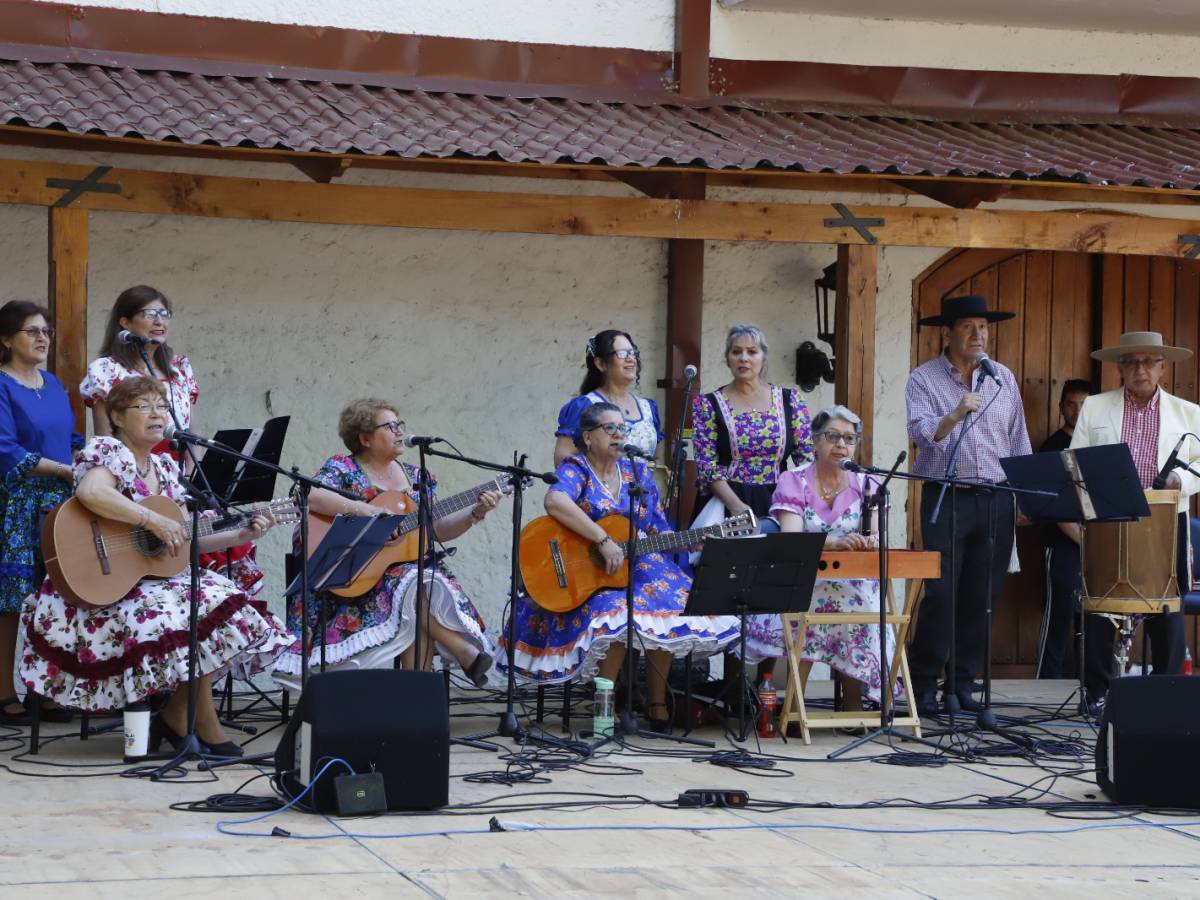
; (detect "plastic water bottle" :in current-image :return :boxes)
[593,677,615,737]
[757,673,777,738]
[1184,648,1194,676]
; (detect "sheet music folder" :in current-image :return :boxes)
[198,415,290,505]
[1000,443,1150,524]
[284,514,401,597]
[683,533,826,616]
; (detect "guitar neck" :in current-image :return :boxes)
[179,500,286,540]
[623,521,727,557]
[397,479,503,534]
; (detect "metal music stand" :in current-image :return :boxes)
[197,416,290,506]
[684,533,825,741]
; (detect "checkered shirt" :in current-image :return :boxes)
[1121,388,1161,489]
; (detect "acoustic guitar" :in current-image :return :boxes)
[42,495,301,609]
[306,474,514,598]
[520,509,759,614]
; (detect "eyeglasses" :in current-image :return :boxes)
[609,348,640,360]
[587,422,633,437]
[18,327,54,338]
[137,308,173,322]
[128,403,171,415]
[818,430,859,446]
[1118,356,1164,370]
[372,420,406,435]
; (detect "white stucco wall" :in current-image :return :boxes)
[32,0,1200,78]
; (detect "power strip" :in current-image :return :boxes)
[677,789,750,808]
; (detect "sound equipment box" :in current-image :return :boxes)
[1095,675,1200,808]
[275,669,450,812]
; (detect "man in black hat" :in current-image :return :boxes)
[906,295,1032,716]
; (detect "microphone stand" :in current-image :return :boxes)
[412,444,560,747]
[664,368,697,532]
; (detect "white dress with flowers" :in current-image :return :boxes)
[19,437,291,712]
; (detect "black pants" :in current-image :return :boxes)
[1083,511,1187,699]
[1039,535,1080,679]
[912,486,1016,693]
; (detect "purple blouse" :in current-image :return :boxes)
[770,464,868,529]
[692,385,813,487]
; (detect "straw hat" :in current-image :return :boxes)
[1090,331,1192,364]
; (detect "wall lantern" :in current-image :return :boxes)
[796,262,837,392]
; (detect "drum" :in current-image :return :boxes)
[1081,489,1180,615]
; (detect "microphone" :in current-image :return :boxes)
[403,435,443,448]
[622,443,655,460]
[162,422,203,443]
[683,364,698,381]
[118,330,158,346]
[1153,433,1189,490]
[976,351,1001,386]
[839,458,863,473]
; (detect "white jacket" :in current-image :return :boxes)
[1070,387,1200,513]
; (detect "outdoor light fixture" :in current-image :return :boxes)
[796,262,836,392]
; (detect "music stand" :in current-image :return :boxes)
[197,416,290,506]
[685,533,825,740]
[1001,444,1150,717]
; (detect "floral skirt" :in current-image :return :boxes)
[499,553,741,684]
[200,542,264,597]
[0,475,69,614]
[272,562,494,688]
[19,570,291,712]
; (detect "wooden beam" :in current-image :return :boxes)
[888,178,1008,210]
[47,206,88,431]
[834,244,877,463]
[675,0,711,100]
[10,158,1200,256]
[290,157,352,183]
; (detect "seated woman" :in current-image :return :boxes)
[504,401,739,731]
[272,398,500,690]
[19,377,290,756]
[748,405,894,713]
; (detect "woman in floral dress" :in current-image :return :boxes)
[554,329,663,467]
[755,405,896,710]
[272,398,502,690]
[80,285,264,597]
[19,377,290,756]
[0,301,80,725]
[505,402,739,731]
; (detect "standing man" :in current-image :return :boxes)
[906,295,1032,716]
[1067,332,1199,710]
[1038,379,1093,679]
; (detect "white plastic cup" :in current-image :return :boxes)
[123,703,151,758]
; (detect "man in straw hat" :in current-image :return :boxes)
[1067,331,1199,711]
[907,295,1032,717]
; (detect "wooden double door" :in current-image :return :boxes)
[911,249,1200,675]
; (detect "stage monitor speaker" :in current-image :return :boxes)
[1095,675,1200,808]
[275,669,449,812]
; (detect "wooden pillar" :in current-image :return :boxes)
[674,0,711,100]
[48,207,88,431]
[834,243,878,463]
[661,174,707,524]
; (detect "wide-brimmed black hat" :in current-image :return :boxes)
[918,295,1016,327]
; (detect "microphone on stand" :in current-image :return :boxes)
[1153,433,1189,489]
[403,434,443,448]
[976,351,1001,386]
[118,330,158,346]
[621,443,655,460]
[162,422,204,443]
[839,458,864,473]
[682,363,698,381]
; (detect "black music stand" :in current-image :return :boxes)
[1002,444,1150,717]
[685,533,825,741]
[285,514,403,682]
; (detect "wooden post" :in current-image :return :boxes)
[674,0,711,100]
[661,174,707,525]
[834,243,878,463]
[48,207,88,431]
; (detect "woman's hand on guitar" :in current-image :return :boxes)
[144,511,188,557]
[597,535,624,575]
[238,509,276,543]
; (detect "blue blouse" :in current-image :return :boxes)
[555,391,664,456]
[0,371,79,484]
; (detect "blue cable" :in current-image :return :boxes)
[217,757,355,837]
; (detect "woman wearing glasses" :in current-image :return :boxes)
[272,398,501,690]
[553,329,663,466]
[506,402,738,732]
[753,405,893,714]
[0,301,81,724]
[80,286,262,597]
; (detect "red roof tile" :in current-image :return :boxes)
[3,59,1200,189]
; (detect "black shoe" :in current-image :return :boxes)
[914,689,940,718]
[202,739,244,758]
[949,688,982,712]
[647,702,672,734]
[466,652,493,689]
[0,696,32,726]
[148,716,184,753]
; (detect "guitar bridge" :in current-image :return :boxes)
[549,539,568,589]
[90,521,111,575]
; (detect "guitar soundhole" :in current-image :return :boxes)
[132,526,165,558]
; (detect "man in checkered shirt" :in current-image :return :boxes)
[1068,331,1200,711]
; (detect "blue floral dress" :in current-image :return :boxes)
[19,438,291,711]
[272,455,494,688]
[556,391,663,459]
[745,464,897,703]
[500,454,740,683]
[0,370,81,614]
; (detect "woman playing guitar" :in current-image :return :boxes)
[504,402,738,733]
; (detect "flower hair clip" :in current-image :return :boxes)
[586,336,597,358]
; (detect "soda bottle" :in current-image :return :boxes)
[1184,648,1194,676]
[757,672,777,738]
